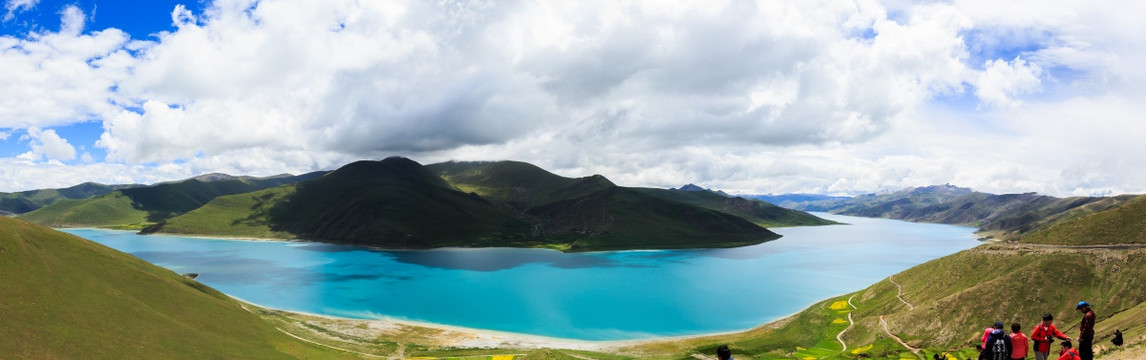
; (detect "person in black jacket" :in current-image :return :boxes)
[981,329,1013,360]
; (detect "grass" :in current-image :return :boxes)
[0,217,344,359]
[16,192,152,228]
[1021,194,1146,245]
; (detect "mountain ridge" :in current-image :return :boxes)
[144,158,811,251]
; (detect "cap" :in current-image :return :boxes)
[1077,301,1090,309]
[994,321,1004,328]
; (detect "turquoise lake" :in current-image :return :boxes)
[63,213,979,340]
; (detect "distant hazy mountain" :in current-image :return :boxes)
[0,182,138,215]
[17,172,326,229]
[147,158,812,251]
[776,184,1138,240]
[746,194,851,209]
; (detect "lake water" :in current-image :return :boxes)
[63,213,978,340]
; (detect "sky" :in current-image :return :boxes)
[1,0,1144,197]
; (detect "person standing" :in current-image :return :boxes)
[984,328,1014,360]
[984,321,1005,349]
[1076,301,1095,360]
[1031,313,1071,360]
[1010,322,1029,360]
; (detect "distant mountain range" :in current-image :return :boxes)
[17,157,832,251]
[0,182,139,216]
[765,184,1140,241]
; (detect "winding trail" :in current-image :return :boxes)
[880,315,921,356]
[888,275,915,311]
[836,295,857,352]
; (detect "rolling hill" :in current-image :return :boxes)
[150,158,787,251]
[17,171,326,229]
[0,182,134,215]
[428,160,833,228]
[0,217,342,359]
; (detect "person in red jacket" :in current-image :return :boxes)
[1010,322,1029,360]
[1057,341,1080,360]
[1031,313,1071,360]
[1076,301,1095,360]
[983,321,1005,349]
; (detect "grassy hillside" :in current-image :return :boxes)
[17,172,325,229]
[154,158,781,251]
[1021,194,1146,245]
[147,186,298,239]
[528,186,780,251]
[0,217,343,359]
[153,158,542,248]
[0,182,129,215]
[17,192,151,228]
[429,160,830,228]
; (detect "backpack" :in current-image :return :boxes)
[990,336,1009,360]
[1112,329,1124,346]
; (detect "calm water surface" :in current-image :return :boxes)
[64,213,978,340]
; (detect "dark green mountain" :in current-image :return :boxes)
[0,217,340,359]
[151,158,784,251]
[633,187,835,227]
[0,182,135,215]
[428,160,833,228]
[17,172,326,228]
[785,185,1137,240]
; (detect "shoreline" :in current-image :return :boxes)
[232,291,851,352]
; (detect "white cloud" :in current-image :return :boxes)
[975,57,1042,107]
[17,127,76,161]
[2,0,37,21]
[1,0,1145,197]
[0,5,132,129]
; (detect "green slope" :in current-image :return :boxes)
[827,195,1146,358]
[0,217,342,359]
[153,158,542,248]
[0,182,128,215]
[1020,194,1146,245]
[155,158,781,251]
[527,186,780,251]
[16,192,150,228]
[17,172,325,229]
[429,161,832,228]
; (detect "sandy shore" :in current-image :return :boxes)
[236,293,830,353]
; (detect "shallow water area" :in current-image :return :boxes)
[64,213,978,341]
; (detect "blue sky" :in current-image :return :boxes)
[1,0,1144,196]
[1,0,200,38]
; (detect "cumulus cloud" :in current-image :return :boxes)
[17,127,77,161]
[976,57,1042,107]
[0,5,132,129]
[2,0,37,21]
[2,0,1145,197]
